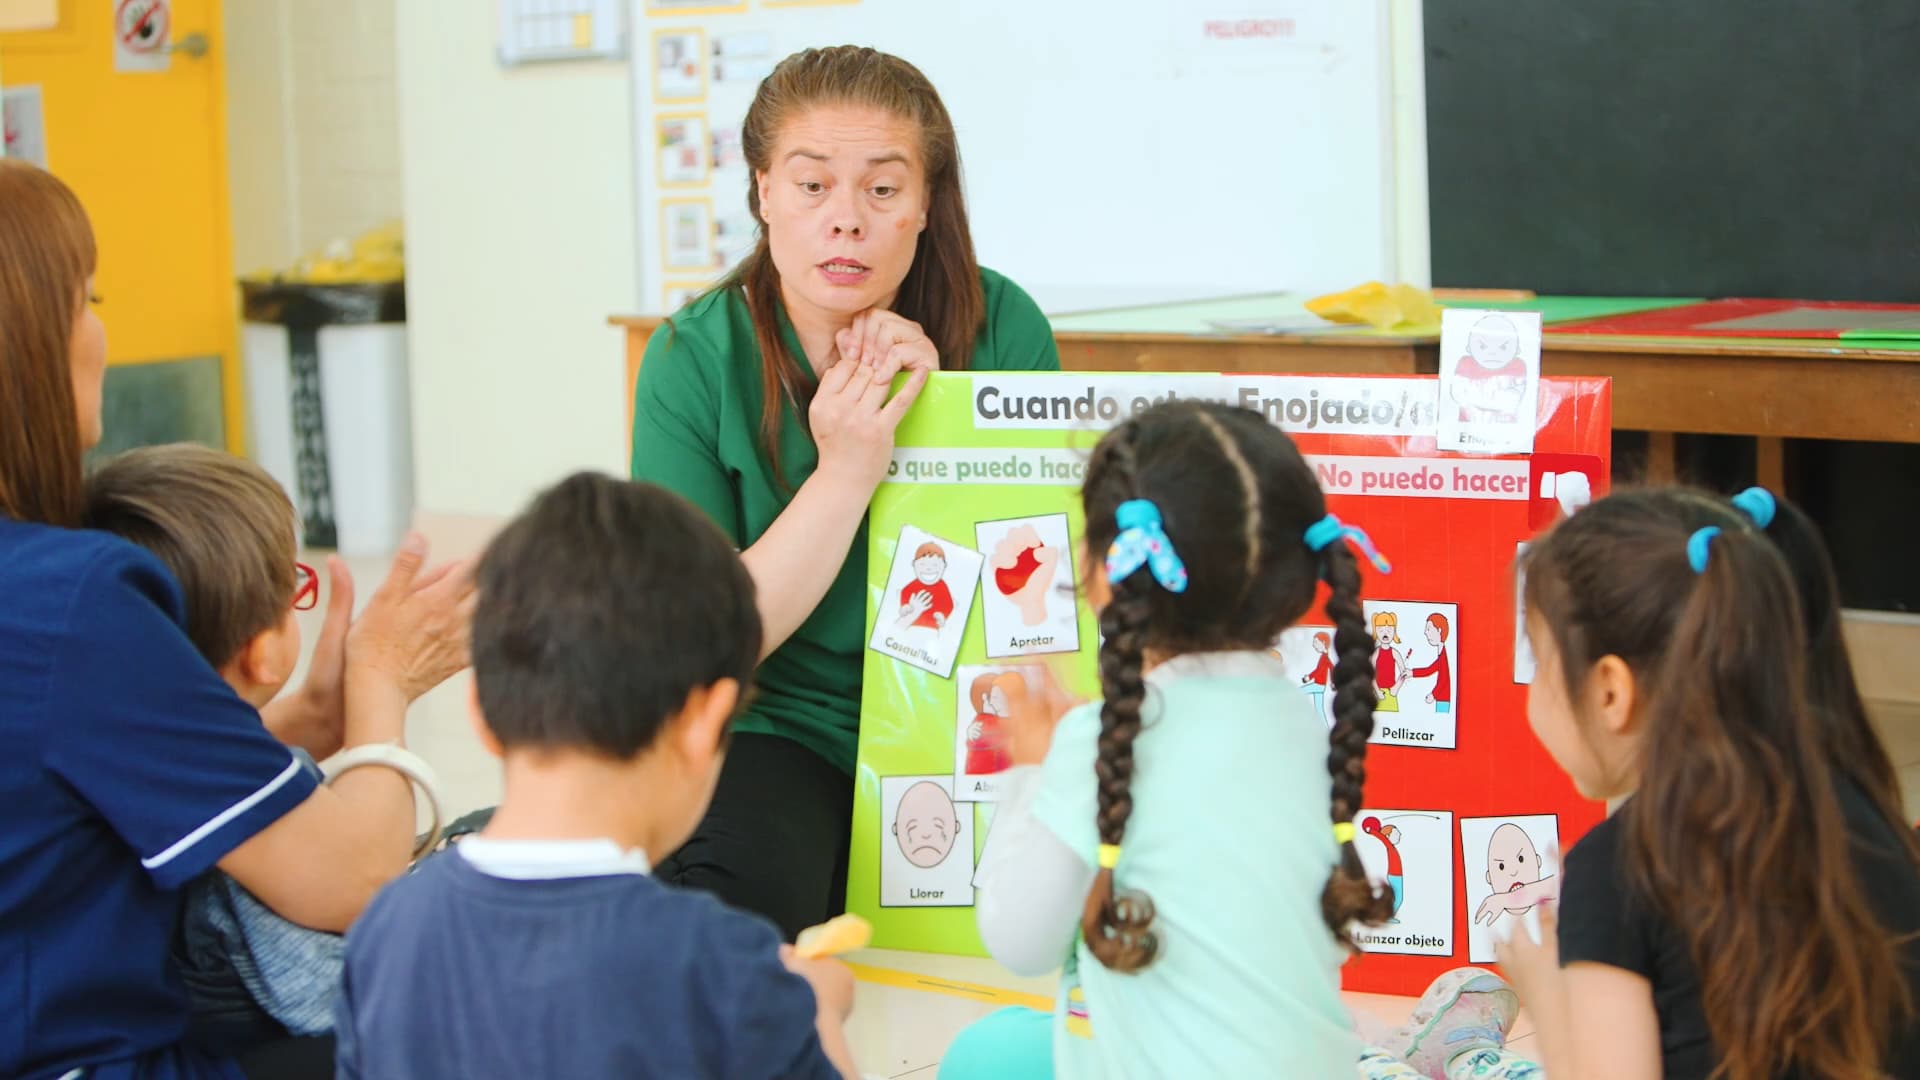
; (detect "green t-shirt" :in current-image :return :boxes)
[629,267,1060,774]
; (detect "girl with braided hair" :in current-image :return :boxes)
[943,400,1422,1079]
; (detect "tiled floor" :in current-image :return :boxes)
[296,550,1917,1077]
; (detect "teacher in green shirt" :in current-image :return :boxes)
[630,45,1060,937]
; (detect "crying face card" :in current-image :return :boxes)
[880,775,974,908]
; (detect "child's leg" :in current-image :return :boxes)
[939,1007,1053,1080]
[1443,1048,1546,1080]
[1384,967,1520,1079]
[1353,1006,1399,1047]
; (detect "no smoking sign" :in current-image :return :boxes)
[113,0,172,72]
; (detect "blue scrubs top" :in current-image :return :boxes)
[0,517,317,1080]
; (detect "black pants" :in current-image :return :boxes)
[232,1034,334,1079]
[655,732,853,941]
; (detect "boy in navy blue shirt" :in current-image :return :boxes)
[334,473,859,1079]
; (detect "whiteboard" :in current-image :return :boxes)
[628,1,1396,314]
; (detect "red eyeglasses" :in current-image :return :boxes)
[294,562,319,611]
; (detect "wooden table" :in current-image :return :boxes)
[611,307,1920,492]
[1533,335,1920,489]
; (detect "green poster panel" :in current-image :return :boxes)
[848,373,1105,957]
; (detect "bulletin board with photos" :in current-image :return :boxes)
[849,330,1612,996]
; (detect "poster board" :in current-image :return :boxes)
[849,370,1611,996]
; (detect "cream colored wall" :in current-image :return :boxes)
[395,0,635,518]
[224,0,296,273]
[1389,0,1431,288]
[225,0,403,276]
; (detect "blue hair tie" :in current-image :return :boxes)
[1303,514,1393,575]
[1106,499,1188,593]
[1730,487,1776,529]
[1687,526,1721,574]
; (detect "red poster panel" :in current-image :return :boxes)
[1275,376,1611,994]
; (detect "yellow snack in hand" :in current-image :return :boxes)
[794,913,872,959]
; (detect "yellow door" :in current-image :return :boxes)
[1,0,240,453]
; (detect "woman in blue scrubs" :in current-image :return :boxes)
[0,161,471,1079]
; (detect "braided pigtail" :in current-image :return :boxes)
[1319,542,1395,944]
[1078,425,1159,972]
[1081,566,1158,971]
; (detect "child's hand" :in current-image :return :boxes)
[1009,661,1084,766]
[268,556,355,758]
[780,945,856,1021]
[1492,900,1560,1007]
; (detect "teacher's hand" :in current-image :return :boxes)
[346,534,478,702]
[810,347,928,491]
[836,309,938,375]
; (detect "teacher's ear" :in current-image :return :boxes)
[756,171,773,223]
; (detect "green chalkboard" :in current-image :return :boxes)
[1424,2,1920,303]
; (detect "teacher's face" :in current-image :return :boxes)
[71,280,108,449]
[757,105,928,319]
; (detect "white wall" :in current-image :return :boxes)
[395,0,634,519]
[1389,0,1431,287]
[224,0,297,274]
[225,0,404,276]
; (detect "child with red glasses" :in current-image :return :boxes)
[86,443,441,1068]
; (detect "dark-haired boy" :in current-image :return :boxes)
[333,473,858,1079]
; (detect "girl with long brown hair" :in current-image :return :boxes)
[1495,487,1920,1080]
[950,400,1405,1079]
[0,160,472,1079]
[629,45,1059,938]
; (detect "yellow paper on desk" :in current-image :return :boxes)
[1306,282,1441,332]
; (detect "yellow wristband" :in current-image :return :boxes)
[1097,843,1122,869]
[1332,822,1357,845]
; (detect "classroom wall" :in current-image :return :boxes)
[1389,0,1430,288]
[395,0,635,519]
[225,0,403,276]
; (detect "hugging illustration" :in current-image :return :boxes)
[963,671,1023,777]
[897,542,955,632]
